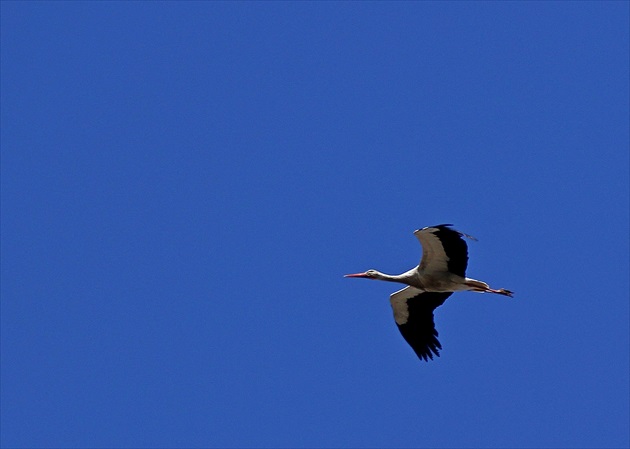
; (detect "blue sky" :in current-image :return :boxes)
[1,2,628,448]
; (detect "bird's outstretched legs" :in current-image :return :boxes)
[485,288,514,297]
[464,279,514,297]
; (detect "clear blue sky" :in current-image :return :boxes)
[2,2,628,448]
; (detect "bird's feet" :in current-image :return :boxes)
[485,288,514,297]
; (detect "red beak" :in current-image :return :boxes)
[344,272,369,278]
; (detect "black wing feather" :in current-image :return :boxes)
[395,292,452,361]
[431,224,469,277]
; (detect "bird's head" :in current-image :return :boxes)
[344,269,379,279]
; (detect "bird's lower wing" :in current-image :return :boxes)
[390,287,452,362]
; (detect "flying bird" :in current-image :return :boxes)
[345,224,513,361]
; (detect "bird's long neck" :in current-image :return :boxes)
[373,270,415,285]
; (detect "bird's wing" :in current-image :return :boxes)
[414,224,473,277]
[390,286,452,362]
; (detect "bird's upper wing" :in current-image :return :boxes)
[414,224,473,277]
[390,286,452,362]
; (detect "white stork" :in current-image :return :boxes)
[345,224,513,361]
